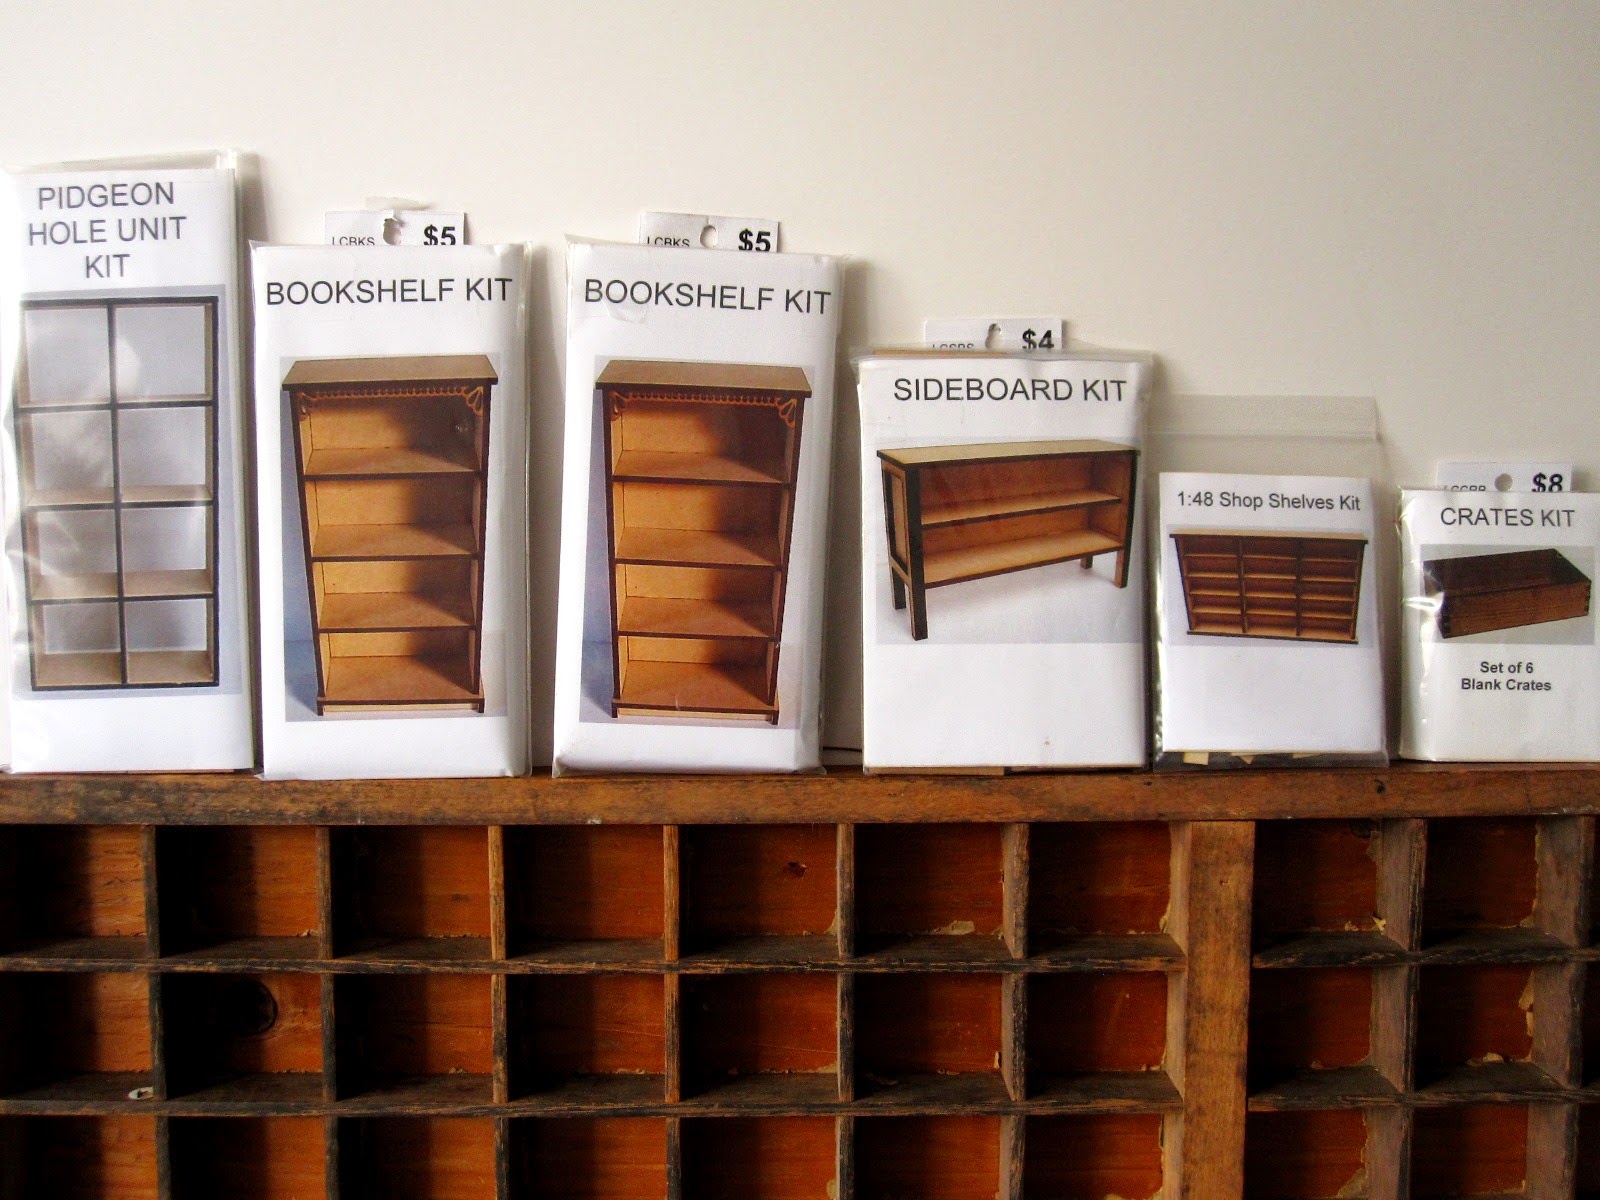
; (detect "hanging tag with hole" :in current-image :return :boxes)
[324,207,467,247]
[921,317,1064,352]
[1435,462,1575,494]
[636,211,781,252]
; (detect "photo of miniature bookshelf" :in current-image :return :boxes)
[1423,547,1592,639]
[877,439,1138,641]
[597,360,810,723]
[1171,530,1366,644]
[12,297,220,690]
[283,355,495,714]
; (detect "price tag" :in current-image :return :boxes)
[1435,462,1576,494]
[324,209,467,248]
[921,317,1065,352]
[637,212,781,252]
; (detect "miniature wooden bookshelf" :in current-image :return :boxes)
[284,356,495,714]
[13,297,220,690]
[877,439,1138,640]
[1172,530,1366,643]
[4,765,1598,1198]
[597,360,810,723]
[1423,547,1593,639]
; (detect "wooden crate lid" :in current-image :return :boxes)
[283,355,498,388]
[595,359,811,395]
[877,438,1133,467]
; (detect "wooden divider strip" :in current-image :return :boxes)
[835,823,855,959]
[1176,821,1253,1200]
[836,973,855,1103]
[1377,818,1426,951]
[1001,973,1027,1103]
[1002,823,1028,959]
[488,826,507,962]
[1000,1113,1024,1200]
[1528,1102,1577,1200]
[663,826,681,963]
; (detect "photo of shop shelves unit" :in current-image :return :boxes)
[284,356,495,714]
[597,360,809,723]
[3,769,1598,1197]
[12,297,220,690]
[1424,547,1592,638]
[877,439,1138,640]
[1172,530,1366,644]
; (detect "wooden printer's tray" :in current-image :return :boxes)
[4,766,1600,1198]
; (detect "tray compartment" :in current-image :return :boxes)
[331,827,491,962]
[1424,546,1592,638]
[508,973,665,1103]
[1024,1113,1164,1199]
[0,972,152,1101]
[159,972,325,1102]
[680,1116,838,1200]
[855,974,1003,1103]
[681,824,839,962]
[856,825,1005,962]
[1027,972,1175,1104]
[337,1117,497,1200]
[1243,1109,1371,1200]
[334,974,493,1104]
[1028,822,1178,964]
[680,973,839,1103]
[855,1115,1001,1199]
[503,825,664,964]
[509,1116,670,1199]
[0,1115,159,1199]
[155,827,322,960]
[0,826,147,960]
[167,1117,329,1199]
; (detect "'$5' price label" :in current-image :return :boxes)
[423,223,459,246]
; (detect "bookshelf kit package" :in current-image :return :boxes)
[857,339,1150,769]
[251,242,530,778]
[1400,488,1599,761]
[552,230,841,772]
[0,153,252,771]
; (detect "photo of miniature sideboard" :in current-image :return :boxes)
[877,439,1138,641]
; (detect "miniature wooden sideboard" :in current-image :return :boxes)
[877,439,1137,640]
[3,765,1600,1199]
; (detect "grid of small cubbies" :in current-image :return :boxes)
[2,770,1600,1198]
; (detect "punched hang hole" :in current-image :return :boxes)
[984,324,1003,350]
[700,223,719,249]
[382,216,401,246]
[1495,473,1514,492]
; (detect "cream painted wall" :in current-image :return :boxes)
[5,1,1597,758]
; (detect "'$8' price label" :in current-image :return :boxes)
[1533,472,1565,492]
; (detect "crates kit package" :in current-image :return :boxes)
[857,343,1150,769]
[1155,472,1385,763]
[1401,488,1600,761]
[0,154,252,771]
[552,230,841,772]
[251,242,529,778]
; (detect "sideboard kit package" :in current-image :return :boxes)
[1401,488,1599,761]
[553,235,842,773]
[252,242,529,778]
[857,345,1150,769]
[1155,472,1385,764]
[0,153,252,771]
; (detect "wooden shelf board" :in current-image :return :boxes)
[685,1073,841,1110]
[0,1072,154,1105]
[335,936,493,965]
[1026,1070,1184,1113]
[116,393,213,410]
[1253,931,1409,969]
[1247,1066,1401,1111]
[678,934,841,969]
[615,526,779,570]
[507,937,666,969]
[1417,927,1574,964]
[336,1073,495,1111]
[311,523,476,561]
[923,528,1121,587]
[31,572,119,602]
[125,650,213,687]
[921,487,1122,529]
[318,590,474,632]
[1412,1060,1565,1104]
[509,1074,668,1111]
[852,1072,1010,1112]
[1,936,149,967]
[168,1073,326,1106]
[1029,932,1186,971]
[124,568,213,600]
[16,396,114,412]
[616,659,773,718]
[617,595,775,640]
[848,933,1013,969]
[303,444,477,478]
[157,936,325,968]
[31,650,122,688]
[6,764,1599,826]
[612,449,785,486]
[322,656,480,708]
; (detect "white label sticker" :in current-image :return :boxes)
[636,211,781,252]
[323,209,467,248]
[1435,461,1574,494]
[921,317,1064,352]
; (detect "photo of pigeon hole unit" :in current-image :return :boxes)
[284,354,496,715]
[876,439,1138,641]
[596,359,811,724]
[1171,529,1366,644]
